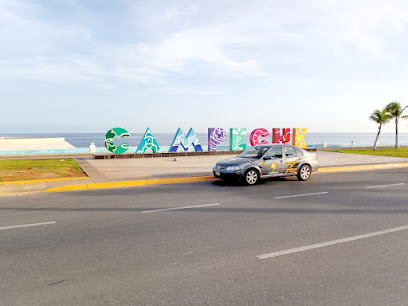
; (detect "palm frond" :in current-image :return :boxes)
[369,108,392,124]
[386,101,405,117]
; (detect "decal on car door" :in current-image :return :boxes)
[268,162,279,174]
[285,161,300,173]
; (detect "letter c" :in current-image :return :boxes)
[250,128,270,146]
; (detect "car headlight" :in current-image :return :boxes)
[226,166,240,171]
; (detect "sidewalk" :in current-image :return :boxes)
[1,151,408,195]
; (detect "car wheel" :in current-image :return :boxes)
[244,169,259,185]
[297,164,312,181]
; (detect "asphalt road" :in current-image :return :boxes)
[1,169,408,305]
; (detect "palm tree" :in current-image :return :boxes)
[385,102,408,148]
[369,108,392,150]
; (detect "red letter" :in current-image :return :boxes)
[272,128,291,143]
[272,128,281,143]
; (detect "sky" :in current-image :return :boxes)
[2,0,408,133]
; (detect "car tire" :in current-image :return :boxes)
[297,164,312,181]
[244,168,260,185]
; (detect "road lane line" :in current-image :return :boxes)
[0,221,56,231]
[366,183,405,189]
[273,192,329,199]
[141,203,221,214]
[257,224,408,260]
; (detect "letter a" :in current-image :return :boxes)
[137,128,160,153]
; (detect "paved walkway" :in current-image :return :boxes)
[77,151,408,183]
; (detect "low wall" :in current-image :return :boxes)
[0,137,75,151]
[93,148,318,159]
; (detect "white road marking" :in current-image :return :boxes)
[273,192,329,199]
[142,203,221,214]
[0,221,56,231]
[257,224,408,260]
[366,183,405,189]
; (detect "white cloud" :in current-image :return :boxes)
[323,0,408,58]
[1,0,408,89]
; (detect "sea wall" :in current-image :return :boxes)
[0,137,76,151]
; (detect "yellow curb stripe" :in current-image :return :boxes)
[317,162,408,173]
[44,176,216,193]
[0,177,89,185]
[87,180,149,190]
[43,184,88,192]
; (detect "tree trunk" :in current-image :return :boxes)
[373,125,381,150]
[395,118,399,148]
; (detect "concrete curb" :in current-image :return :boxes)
[1,162,408,196]
[0,177,90,196]
[0,177,89,185]
[0,182,48,194]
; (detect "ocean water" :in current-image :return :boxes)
[2,132,408,148]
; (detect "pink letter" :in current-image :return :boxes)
[250,128,270,146]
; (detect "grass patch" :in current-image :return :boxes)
[328,148,408,158]
[0,159,86,182]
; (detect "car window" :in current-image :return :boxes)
[259,147,269,156]
[239,146,269,158]
[264,147,282,158]
[283,146,296,158]
[295,148,303,157]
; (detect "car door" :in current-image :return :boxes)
[260,146,285,176]
[283,146,303,175]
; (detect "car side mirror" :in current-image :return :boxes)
[263,156,272,160]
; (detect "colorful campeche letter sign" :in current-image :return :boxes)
[137,128,160,153]
[250,128,269,146]
[104,127,131,154]
[103,126,308,154]
[230,128,246,151]
[292,128,308,148]
[208,128,226,151]
[169,128,203,152]
[272,128,291,144]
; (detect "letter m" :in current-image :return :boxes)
[169,128,203,152]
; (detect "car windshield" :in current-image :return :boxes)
[239,146,269,158]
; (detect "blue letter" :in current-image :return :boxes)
[169,128,203,152]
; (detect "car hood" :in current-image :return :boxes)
[216,157,255,166]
